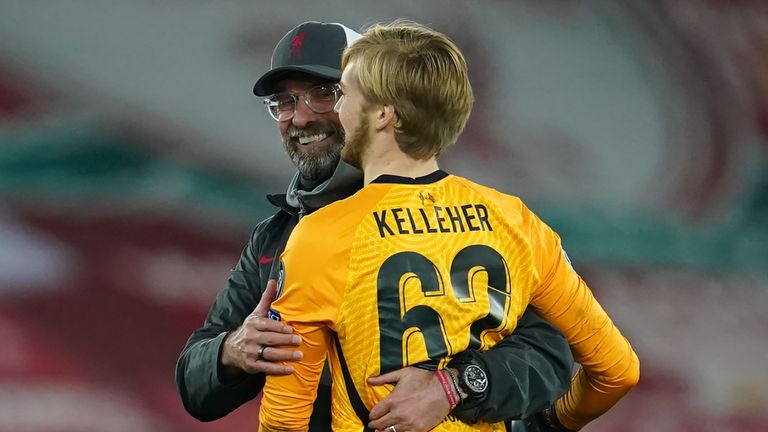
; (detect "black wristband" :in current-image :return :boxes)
[445,367,467,402]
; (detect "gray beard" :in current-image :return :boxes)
[283,122,344,182]
[283,129,345,181]
[289,141,343,181]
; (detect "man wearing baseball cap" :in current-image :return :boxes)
[176,21,574,432]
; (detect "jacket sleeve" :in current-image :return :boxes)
[452,306,574,423]
[174,221,270,421]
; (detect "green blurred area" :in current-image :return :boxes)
[0,125,274,226]
[2,126,766,275]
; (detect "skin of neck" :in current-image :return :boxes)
[360,110,440,185]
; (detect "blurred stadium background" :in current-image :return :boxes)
[1,1,766,431]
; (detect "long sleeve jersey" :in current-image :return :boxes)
[259,171,639,432]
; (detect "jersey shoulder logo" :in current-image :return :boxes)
[267,261,286,321]
[562,247,574,270]
[267,308,281,321]
[418,191,435,205]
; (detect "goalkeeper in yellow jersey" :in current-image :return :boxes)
[259,20,640,432]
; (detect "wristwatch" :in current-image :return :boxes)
[457,362,488,396]
[447,354,488,421]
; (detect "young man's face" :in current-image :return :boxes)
[335,61,372,170]
[273,78,345,181]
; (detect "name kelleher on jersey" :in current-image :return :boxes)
[372,203,493,238]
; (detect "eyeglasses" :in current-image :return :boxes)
[263,83,342,122]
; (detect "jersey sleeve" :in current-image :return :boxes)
[258,215,350,432]
[523,204,640,430]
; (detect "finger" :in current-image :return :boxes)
[247,328,302,347]
[368,410,397,431]
[368,369,403,385]
[368,396,392,420]
[253,279,279,317]
[246,315,296,336]
[244,360,295,376]
[257,346,303,362]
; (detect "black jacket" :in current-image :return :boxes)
[175,161,574,429]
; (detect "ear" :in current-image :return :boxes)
[373,104,398,132]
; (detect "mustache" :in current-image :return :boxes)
[286,123,344,139]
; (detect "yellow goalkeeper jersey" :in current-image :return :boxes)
[259,171,639,432]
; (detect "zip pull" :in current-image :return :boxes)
[296,194,307,219]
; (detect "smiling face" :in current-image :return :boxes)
[275,78,345,181]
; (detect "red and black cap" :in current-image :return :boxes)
[253,21,361,96]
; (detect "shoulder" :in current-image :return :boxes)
[448,175,529,216]
[251,213,278,235]
[234,212,298,269]
[299,186,382,234]
[249,211,293,242]
[283,187,381,267]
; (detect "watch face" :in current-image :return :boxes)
[463,364,488,394]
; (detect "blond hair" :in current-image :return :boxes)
[341,20,474,159]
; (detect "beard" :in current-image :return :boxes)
[282,121,345,181]
[340,115,371,170]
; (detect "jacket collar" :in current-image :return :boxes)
[267,160,363,215]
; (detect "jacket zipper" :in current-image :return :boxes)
[296,195,307,219]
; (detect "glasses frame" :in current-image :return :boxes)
[263,83,343,122]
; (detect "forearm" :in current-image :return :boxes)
[544,277,640,430]
[175,251,265,420]
[450,307,573,423]
[485,308,572,419]
[259,324,328,432]
[176,330,265,421]
[555,319,639,429]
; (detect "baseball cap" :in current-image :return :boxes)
[253,21,361,96]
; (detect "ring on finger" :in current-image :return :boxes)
[388,426,397,432]
[256,345,268,361]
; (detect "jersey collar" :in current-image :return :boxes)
[371,170,449,185]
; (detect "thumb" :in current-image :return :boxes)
[253,279,279,317]
[368,369,404,386]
